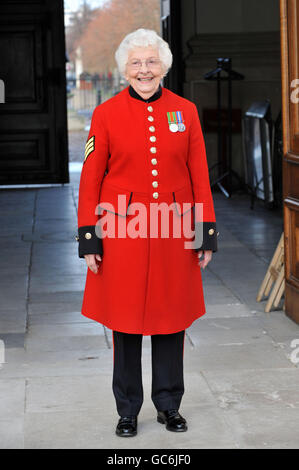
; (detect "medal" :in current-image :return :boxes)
[167,111,186,133]
[167,112,178,132]
[169,123,178,132]
[176,111,186,132]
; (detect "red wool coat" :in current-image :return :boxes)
[77,85,218,335]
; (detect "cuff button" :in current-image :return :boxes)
[85,232,92,239]
[208,228,215,235]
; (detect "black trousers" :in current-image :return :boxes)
[112,330,185,417]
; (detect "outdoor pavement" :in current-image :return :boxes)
[0,154,298,449]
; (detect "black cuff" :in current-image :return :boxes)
[193,222,218,253]
[76,225,103,259]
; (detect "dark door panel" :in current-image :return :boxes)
[0,0,69,184]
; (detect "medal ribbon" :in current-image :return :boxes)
[176,111,184,124]
[167,111,178,125]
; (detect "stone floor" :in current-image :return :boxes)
[0,158,298,449]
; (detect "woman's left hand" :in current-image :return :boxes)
[197,250,212,269]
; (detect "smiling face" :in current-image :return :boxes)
[124,47,165,100]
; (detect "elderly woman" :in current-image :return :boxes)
[77,28,218,437]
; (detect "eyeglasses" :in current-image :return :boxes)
[127,58,161,69]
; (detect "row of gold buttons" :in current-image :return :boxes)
[147,105,158,199]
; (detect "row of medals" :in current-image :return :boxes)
[169,122,186,133]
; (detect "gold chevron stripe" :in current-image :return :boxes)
[83,135,95,163]
[84,145,94,158]
[85,139,94,153]
[84,147,94,162]
[84,142,94,155]
[86,135,95,146]
[84,146,94,157]
[86,136,94,147]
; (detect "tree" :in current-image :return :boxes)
[66,0,99,62]
[77,0,161,74]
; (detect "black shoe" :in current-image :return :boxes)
[115,415,138,437]
[157,409,188,432]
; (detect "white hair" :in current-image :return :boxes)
[115,28,173,77]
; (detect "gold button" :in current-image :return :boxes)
[152,169,158,176]
[75,235,79,242]
[149,126,155,132]
[152,181,158,188]
[150,136,156,142]
[153,192,159,199]
[147,106,153,112]
[151,158,157,165]
[148,116,154,122]
[85,232,92,239]
[150,147,157,154]
[208,228,215,235]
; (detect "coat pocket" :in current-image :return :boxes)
[98,181,133,217]
[173,184,195,216]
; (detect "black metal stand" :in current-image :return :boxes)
[204,58,244,198]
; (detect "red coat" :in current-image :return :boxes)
[77,85,218,335]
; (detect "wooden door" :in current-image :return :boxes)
[0,0,69,184]
[280,0,299,322]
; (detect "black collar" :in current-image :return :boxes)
[129,84,162,103]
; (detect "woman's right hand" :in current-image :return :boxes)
[84,254,102,274]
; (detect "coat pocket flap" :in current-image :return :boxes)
[98,182,132,217]
[173,185,195,216]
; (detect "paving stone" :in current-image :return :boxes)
[25,375,111,413]
[187,316,273,346]
[0,309,27,334]
[0,333,25,349]
[201,368,299,398]
[0,418,24,449]
[205,303,261,318]
[28,311,93,326]
[203,286,241,305]
[29,291,84,305]
[0,379,26,417]
[219,405,299,448]
[29,275,84,294]
[183,342,293,373]
[25,326,108,352]
[0,347,113,378]
[0,379,25,449]
[28,298,83,315]
[259,313,299,342]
